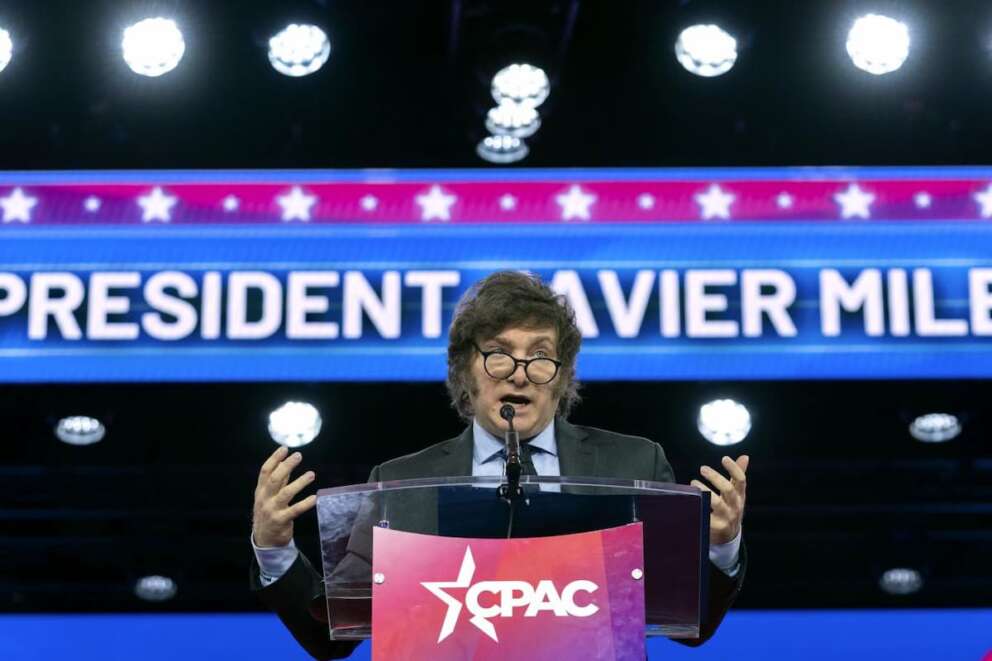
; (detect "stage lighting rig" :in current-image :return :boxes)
[0,28,12,74]
[846,14,910,75]
[697,398,751,446]
[268,23,331,77]
[675,24,738,77]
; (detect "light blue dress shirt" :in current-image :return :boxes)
[254,418,741,585]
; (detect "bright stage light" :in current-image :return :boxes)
[846,14,909,75]
[55,416,106,446]
[675,24,738,77]
[268,24,331,77]
[0,28,12,74]
[485,100,541,138]
[491,63,549,108]
[697,399,751,446]
[909,413,961,443]
[122,18,185,77]
[476,134,529,164]
[879,568,922,595]
[268,401,322,448]
[135,575,177,602]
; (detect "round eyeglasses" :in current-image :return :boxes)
[474,343,562,385]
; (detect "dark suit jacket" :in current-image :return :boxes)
[251,418,747,660]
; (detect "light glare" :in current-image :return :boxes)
[485,100,541,138]
[55,416,106,446]
[697,399,751,446]
[846,14,910,75]
[909,413,961,443]
[491,63,549,108]
[122,18,186,77]
[879,568,923,595]
[135,575,177,602]
[476,135,529,164]
[268,401,322,448]
[675,24,738,77]
[0,28,12,74]
[268,24,331,77]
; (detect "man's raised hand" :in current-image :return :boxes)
[252,445,317,548]
[691,455,749,546]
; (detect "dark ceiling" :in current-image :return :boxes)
[1,0,991,617]
[2,0,992,170]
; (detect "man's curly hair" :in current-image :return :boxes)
[446,271,582,422]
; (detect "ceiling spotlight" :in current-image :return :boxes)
[476,134,529,164]
[485,100,541,138]
[0,28,12,74]
[879,568,923,595]
[268,401,322,448]
[491,63,550,108]
[268,24,331,77]
[135,575,177,602]
[909,413,961,443]
[675,24,738,77]
[55,416,106,446]
[697,399,751,446]
[122,18,185,77]
[846,14,910,75]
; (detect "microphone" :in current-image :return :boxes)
[499,404,522,499]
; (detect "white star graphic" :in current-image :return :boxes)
[277,186,318,222]
[416,185,457,222]
[222,195,240,212]
[834,183,875,219]
[421,547,498,642]
[83,196,102,213]
[694,184,735,220]
[360,194,379,212]
[776,192,794,209]
[637,193,655,210]
[913,192,931,209]
[137,186,178,223]
[555,185,596,221]
[499,194,517,211]
[1,187,38,223]
[973,184,992,218]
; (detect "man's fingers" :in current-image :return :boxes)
[257,445,289,488]
[691,479,725,509]
[700,465,734,494]
[721,455,747,483]
[736,455,750,472]
[267,451,303,490]
[286,494,317,519]
[276,471,316,506]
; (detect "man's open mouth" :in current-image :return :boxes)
[500,395,531,408]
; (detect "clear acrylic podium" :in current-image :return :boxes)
[315,475,710,643]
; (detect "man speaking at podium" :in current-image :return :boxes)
[250,270,749,659]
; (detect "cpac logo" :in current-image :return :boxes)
[421,547,599,643]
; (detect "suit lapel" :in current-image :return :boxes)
[555,417,597,478]
[433,425,475,477]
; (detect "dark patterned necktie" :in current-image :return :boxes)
[519,442,538,476]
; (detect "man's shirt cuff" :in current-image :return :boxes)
[708,528,742,577]
[251,533,299,587]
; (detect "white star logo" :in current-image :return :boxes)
[913,192,931,209]
[1,187,38,223]
[694,184,735,220]
[973,184,992,218]
[416,185,457,222]
[277,186,318,222]
[84,196,102,213]
[137,186,178,223]
[555,185,596,221]
[421,547,497,642]
[834,183,875,219]
[637,193,655,210]
[222,195,240,212]
[776,192,794,209]
[360,194,379,212]
[499,194,517,211]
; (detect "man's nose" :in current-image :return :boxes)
[507,362,529,386]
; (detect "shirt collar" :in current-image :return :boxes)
[472,417,558,464]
